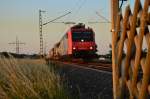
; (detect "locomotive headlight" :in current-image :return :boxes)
[81,39,84,42]
[90,46,93,50]
[73,47,76,50]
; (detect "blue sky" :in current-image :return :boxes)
[0,0,139,54]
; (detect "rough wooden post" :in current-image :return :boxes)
[111,0,119,98]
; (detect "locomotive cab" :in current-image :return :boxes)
[70,24,97,58]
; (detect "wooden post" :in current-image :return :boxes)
[111,0,119,99]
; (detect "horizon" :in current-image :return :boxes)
[0,0,136,54]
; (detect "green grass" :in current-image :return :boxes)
[0,55,70,99]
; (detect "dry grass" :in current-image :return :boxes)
[0,55,69,99]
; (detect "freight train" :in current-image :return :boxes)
[48,23,98,61]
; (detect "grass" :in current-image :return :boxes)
[0,55,70,99]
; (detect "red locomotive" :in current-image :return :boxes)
[49,23,98,60]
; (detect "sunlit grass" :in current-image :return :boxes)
[0,55,69,99]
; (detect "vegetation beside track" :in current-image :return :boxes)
[0,56,70,99]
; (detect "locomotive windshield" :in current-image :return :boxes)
[72,32,94,42]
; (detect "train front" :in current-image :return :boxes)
[71,24,97,58]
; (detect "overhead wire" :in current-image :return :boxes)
[74,0,87,14]
[88,0,110,25]
[55,0,88,25]
[61,0,82,22]
[74,0,87,22]
[95,12,111,23]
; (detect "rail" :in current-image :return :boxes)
[48,60,112,73]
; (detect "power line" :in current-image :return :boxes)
[95,12,111,23]
[72,0,87,22]
[43,12,71,26]
[48,21,76,25]
[75,0,87,14]
[64,0,83,21]
[88,21,110,24]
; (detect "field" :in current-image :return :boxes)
[0,55,69,99]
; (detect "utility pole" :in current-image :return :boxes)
[39,10,71,56]
[9,36,25,54]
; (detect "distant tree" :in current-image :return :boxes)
[104,49,112,60]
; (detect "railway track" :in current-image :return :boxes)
[49,60,112,73]
[67,61,112,72]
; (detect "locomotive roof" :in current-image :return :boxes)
[71,23,92,30]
